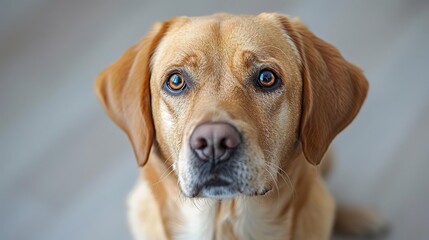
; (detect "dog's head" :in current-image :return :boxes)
[95,13,368,199]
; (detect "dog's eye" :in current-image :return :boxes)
[258,70,277,88]
[167,73,186,91]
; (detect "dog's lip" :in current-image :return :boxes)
[186,176,234,198]
[185,182,271,198]
[203,178,232,187]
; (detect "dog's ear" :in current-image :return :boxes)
[95,21,170,166]
[275,15,369,165]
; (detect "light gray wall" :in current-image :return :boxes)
[1,0,428,239]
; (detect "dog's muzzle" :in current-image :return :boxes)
[188,122,242,197]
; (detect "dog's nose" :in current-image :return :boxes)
[190,122,241,161]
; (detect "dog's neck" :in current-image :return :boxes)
[173,192,295,240]
[146,151,314,240]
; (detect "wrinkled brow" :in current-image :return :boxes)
[232,49,284,72]
[237,50,258,69]
[155,51,207,74]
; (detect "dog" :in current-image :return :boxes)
[95,13,387,240]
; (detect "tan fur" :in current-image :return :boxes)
[95,13,385,239]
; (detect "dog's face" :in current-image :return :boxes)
[150,15,302,198]
[95,13,368,199]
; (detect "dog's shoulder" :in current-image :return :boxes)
[128,176,169,240]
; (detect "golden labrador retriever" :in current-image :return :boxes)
[95,13,386,240]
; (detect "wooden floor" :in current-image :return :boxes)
[1,1,428,239]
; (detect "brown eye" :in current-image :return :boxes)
[258,70,277,87]
[168,73,185,91]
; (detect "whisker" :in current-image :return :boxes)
[264,160,296,202]
[152,164,175,186]
[264,165,280,209]
[151,153,176,186]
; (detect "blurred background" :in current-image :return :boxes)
[1,0,428,239]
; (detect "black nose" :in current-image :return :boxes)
[190,122,241,162]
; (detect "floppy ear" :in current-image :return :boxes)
[95,22,170,166]
[277,15,369,165]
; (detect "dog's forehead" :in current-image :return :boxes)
[171,15,279,46]
[152,14,298,70]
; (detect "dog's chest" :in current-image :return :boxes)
[172,199,292,240]
[172,200,217,240]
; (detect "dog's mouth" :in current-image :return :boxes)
[204,178,232,187]
[180,135,273,199]
[185,175,272,199]
[186,176,238,199]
